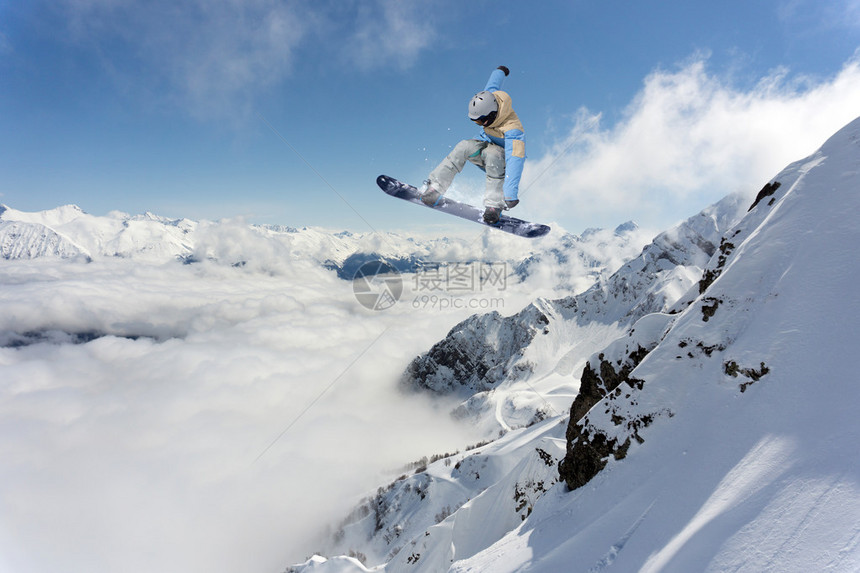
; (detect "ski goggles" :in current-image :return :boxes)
[471,111,497,127]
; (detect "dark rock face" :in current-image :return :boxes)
[558,346,650,490]
[698,230,741,294]
[400,305,549,396]
[559,428,633,492]
[748,181,782,212]
[569,347,650,424]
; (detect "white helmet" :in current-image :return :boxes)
[468,91,498,125]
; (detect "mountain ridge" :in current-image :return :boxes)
[0,203,649,289]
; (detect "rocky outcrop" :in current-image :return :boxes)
[558,313,673,490]
[556,183,776,491]
[400,304,550,396]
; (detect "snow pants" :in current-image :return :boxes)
[427,139,505,209]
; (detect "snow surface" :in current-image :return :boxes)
[0,205,196,261]
[292,118,860,572]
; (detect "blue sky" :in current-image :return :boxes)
[2,0,859,236]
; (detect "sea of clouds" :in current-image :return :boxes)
[0,212,654,573]
[0,254,475,572]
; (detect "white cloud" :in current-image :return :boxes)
[57,0,314,118]
[54,0,441,118]
[345,0,438,71]
[526,53,860,231]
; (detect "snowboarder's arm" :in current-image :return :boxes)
[503,130,525,201]
[484,66,509,92]
[483,65,522,199]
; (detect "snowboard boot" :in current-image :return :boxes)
[483,206,502,225]
[420,180,443,206]
[505,199,519,210]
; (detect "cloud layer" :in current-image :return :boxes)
[345,0,438,71]
[0,251,497,572]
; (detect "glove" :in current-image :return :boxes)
[505,199,519,210]
[497,65,510,76]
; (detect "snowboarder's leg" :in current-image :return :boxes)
[426,139,488,196]
[481,144,506,211]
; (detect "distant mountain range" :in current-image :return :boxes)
[0,203,646,289]
[0,204,195,262]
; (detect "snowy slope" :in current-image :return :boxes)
[292,117,860,573]
[291,180,749,572]
[299,417,567,573]
[0,205,195,261]
[459,114,860,573]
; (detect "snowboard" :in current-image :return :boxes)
[377,175,550,238]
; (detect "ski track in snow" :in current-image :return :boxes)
[588,498,658,572]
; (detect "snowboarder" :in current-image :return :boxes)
[420,65,525,225]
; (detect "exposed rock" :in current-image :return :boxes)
[559,345,651,490]
[698,232,740,294]
[700,297,722,322]
[748,180,782,211]
[400,305,549,396]
[725,360,771,393]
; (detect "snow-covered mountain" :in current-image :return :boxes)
[0,203,647,291]
[293,116,860,572]
[0,204,196,261]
